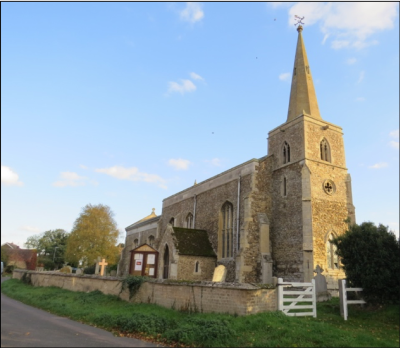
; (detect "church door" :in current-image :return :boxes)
[163,245,169,279]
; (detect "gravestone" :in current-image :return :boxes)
[313,265,331,302]
[212,265,227,282]
[98,258,108,276]
[75,268,82,275]
[94,257,101,275]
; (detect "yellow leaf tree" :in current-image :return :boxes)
[65,204,120,267]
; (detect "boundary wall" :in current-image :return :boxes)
[12,270,277,315]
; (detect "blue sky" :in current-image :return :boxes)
[2,2,399,248]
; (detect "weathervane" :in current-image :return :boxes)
[294,15,305,27]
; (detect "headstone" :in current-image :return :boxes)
[212,265,227,282]
[60,265,72,273]
[313,265,331,302]
[98,258,108,276]
[95,256,101,275]
[110,270,117,277]
[75,268,82,275]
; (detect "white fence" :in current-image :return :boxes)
[277,278,317,318]
[338,279,366,320]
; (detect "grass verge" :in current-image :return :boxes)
[1,278,398,347]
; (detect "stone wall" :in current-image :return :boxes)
[178,255,217,281]
[13,270,277,315]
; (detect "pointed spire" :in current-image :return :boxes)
[287,25,322,122]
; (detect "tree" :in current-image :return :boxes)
[25,229,69,270]
[332,222,400,305]
[65,204,120,267]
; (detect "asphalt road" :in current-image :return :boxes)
[1,277,162,347]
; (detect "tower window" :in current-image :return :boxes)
[148,235,154,247]
[320,138,331,162]
[186,213,193,228]
[134,239,138,248]
[169,217,175,227]
[326,233,339,269]
[283,141,291,164]
[220,201,234,258]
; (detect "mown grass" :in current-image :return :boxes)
[1,278,398,347]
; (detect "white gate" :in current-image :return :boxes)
[339,279,366,320]
[277,278,317,318]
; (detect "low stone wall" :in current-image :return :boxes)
[12,270,277,315]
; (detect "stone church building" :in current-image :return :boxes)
[118,26,356,293]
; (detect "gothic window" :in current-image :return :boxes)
[148,235,154,247]
[220,201,234,258]
[283,141,291,164]
[320,138,331,162]
[169,217,175,227]
[326,233,339,269]
[134,239,138,248]
[186,213,193,228]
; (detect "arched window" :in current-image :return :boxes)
[186,213,193,228]
[326,233,339,269]
[163,244,169,279]
[220,201,234,258]
[148,235,154,247]
[169,217,175,227]
[320,138,331,162]
[134,239,138,248]
[283,141,291,164]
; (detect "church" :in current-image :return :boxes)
[118,26,356,293]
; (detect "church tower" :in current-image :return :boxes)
[267,26,356,288]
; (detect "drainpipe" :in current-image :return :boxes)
[193,194,197,229]
[236,175,241,253]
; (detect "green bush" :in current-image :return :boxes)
[83,264,96,274]
[332,222,400,305]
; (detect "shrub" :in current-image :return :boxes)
[120,275,147,299]
[83,264,96,274]
[332,222,400,305]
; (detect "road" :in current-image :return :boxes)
[1,277,162,347]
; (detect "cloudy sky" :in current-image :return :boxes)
[2,2,399,247]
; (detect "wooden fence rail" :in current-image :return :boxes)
[339,279,366,320]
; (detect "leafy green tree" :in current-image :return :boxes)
[1,245,10,266]
[65,204,120,267]
[332,222,400,305]
[25,229,69,269]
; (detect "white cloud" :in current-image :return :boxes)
[190,72,204,81]
[205,158,222,167]
[1,165,23,186]
[355,97,365,102]
[279,72,291,81]
[357,71,365,83]
[180,2,204,23]
[168,158,191,170]
[79,164,88,170]
[95,166,167,189]
[168,79,197,95]
[369,162,388,169]
[52,172,87,187]
[389,129,399,149]
[346,58,357,65]
[390,141,399,150]
[389,129,399,138]
[288,2,398,49]
[20,225,41,233]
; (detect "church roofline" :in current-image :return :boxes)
[125,215,161,231]
[162,157,260,207]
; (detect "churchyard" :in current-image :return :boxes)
[2,276,398,347]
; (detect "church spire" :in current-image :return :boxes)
[286,25,322,122]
